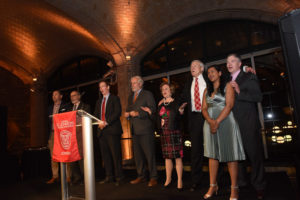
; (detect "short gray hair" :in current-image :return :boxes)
[131,75,144,85]
[190,60,204,68]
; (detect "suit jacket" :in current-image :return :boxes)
[232,71,262,134]
[48,101,69,139]
[69,101,91,158]
[76,102,91,114]
[126,89,156,135]
[94,94,123,137]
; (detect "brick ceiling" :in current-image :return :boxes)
[0,0,299,84]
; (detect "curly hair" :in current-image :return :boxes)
[206,65,230,97]
[160,82,175,96]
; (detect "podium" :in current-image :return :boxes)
[52,110,102,200]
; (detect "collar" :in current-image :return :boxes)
[135,89,142,95]
[103,93,110,99]
[54,101,61,106]
[231,69,241,81]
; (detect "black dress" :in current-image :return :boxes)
[158,99,183,159]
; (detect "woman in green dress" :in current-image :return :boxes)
[202,65,245,200]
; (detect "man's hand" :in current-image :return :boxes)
[129,111,139,117]
[141,106,151,115]
[124,112,130,118]
[244,66,256,74]
[98,121,107,130]
[230,81,240,94]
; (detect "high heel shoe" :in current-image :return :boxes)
[203,184,218,199]
[177,181,183,192]
[163,181,172,189]
[229,185,239,200]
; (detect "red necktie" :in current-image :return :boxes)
[101,97,106,121]
[194,78,201,110]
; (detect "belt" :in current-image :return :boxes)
[191,111,202,114]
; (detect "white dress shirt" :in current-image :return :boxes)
[190,74,206,112]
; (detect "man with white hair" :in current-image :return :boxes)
[125,76,158,187]
[180,60,207,191]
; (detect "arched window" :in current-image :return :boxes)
[141,19,296,161]
[141,20,280,76]
[47,56,115,111]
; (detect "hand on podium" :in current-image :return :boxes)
[98,120,107,130]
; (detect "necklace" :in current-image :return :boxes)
[163,98,173,106]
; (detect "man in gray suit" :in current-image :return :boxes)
[227,54,266,199]
[125,76,158,187]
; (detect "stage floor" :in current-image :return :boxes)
[0,170,297,200]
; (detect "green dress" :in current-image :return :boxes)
[203,90,245,162]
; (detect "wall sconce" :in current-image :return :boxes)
[33,77,38,82]
[126,55,131,61]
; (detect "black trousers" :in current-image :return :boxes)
[71,159,83,182]
[238,127,266,190]
[189,112,204,185]
[99,134,123,180]
[132,133,157,179]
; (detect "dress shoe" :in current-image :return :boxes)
[177,187,184,192]
[256,189,265,200]
[130,177,146,184]
[98,177,114,184]
[115,178,125,186]
[190,183,200,192]
[148,179,158,187]
[46,177,59,184]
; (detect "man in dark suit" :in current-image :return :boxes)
[125,76,158,187]
[47,90,71,184]
[94,80,124,186]
[180,60,207,191]
[227,54,266,199]
[69,90,91,184]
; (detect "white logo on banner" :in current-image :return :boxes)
[60,130,72,150]
[57,120,74,129]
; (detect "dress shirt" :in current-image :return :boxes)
[190,74,206,112]
[231,69,241,81]
[101,93,110,118]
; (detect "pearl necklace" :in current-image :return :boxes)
[163,98,173,106]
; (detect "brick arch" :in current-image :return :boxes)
[135,8,280,68]
[0,58,33,84]
[45,49,113,80]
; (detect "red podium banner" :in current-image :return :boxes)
[53,111,81,162]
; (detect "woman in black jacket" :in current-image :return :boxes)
[143,82,185,190]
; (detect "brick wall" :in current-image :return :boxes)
[0,68,30,156]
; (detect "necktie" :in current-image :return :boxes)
[133,92,138,103]
[73,104,77,111]
[101,97,106,121]
[194,77,201,110]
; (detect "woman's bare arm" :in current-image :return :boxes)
[216,83,235,124]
